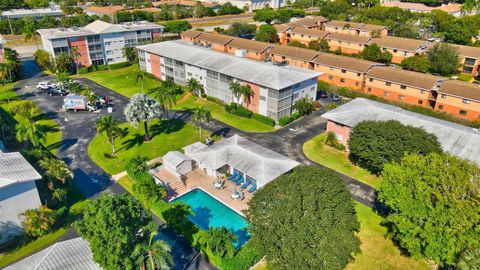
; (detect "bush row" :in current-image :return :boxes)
[279,112,301,126]
[206,96,226,106]
[252,113,275,127]
[78,62,132,74]
[225,103,253,118]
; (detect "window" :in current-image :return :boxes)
[105,41,111,45]
[398,95,404,100]
[369,78,373,82]
[385,82,391,86]
[383,91,390,97]
[441,94,446,99]
[355,82,360,86]
[460,110,467,115]
[367,87,372,92]
[328,75,333,80]
[259,95,266,101]
[340,78,345,83]
[341,69,346,73]
[400,85,406,89]
[393,49,397,53]
[438,105,444,109]
[357,73,361,77]
[292,93,299,99]
[418,100,423,105]
[463,99,470,104]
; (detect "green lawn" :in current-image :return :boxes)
[174,95,276,133]
[346,203,431,270]
[78,65,162,98]
[303,133,381,188]
[88,119,206,175]
[457,73,473,82]
[117,175,133,193]
[0,83,61,154]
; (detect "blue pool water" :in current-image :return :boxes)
[171,188,250,248]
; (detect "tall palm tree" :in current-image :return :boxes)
[124,94,163,141]
[133,232,173,270]
[21,206,55,238]
[23,23,38,49]
[148,86,176,118]
[16,121,46,148]
[186,78,202,97]
[96,115,124,154]
[69,46,80,75]
[191,106,211,140]
[229,81,242,104]
[241,84,254,108]
[136,69,148,93]
[39,157,72,185]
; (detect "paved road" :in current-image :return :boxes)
[17,60,215,270]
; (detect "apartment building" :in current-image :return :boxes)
[193,32,234,52]
[273,24,292,44]
[269,45,318,69]
[38,20,163,67]
[137,40,320,121]
[324,20,388,37]
[282,27,329,46]
[435,80,480,120]
[370,36,430,63]
[226,39,271,60]
[452,44,480,76]
[286,16,328,30]
[364,66,444,107]
[325,32,371,54]
[313,54,377,90]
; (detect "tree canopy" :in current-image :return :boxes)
[76,194,155,270]
[348,120,442,174]
[427,42,460,76]
[254,24,278,43]
[360,43,392,63]
[378,153,480,266]
[162,20,192,35]
[247,166,360,269]
[400,55,430,73]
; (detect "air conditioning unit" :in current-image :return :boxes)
[235,49,247,58]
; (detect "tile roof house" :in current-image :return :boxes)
[0,152,42,243]
[313,53,377,73]
[365,66,444,90]
[438,80,480,102]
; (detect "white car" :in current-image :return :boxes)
[36,81,53,90]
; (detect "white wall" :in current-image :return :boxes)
[185,64,207,86]
[292,78,317,103]
[177,160,193,175]
[0,181,41,244]
[258,87,268,115]
[102,33,126,64]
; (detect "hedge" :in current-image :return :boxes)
[225,103,253,118]
[206,96,226,106]
[252,113,275,127]
[78,62,132,74]
[279,112,301,126]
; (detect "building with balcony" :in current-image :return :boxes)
[322,98,480,166]
[452,44,480,76]
[269,44,319,69]
[369,36,431,63]
[137,40,320,121]
[282,27,329,46]
[38,20,163,67]
[435,80,480,120]
[364,66,445,108]
[286,16,328,30]
[325,32,371,54]
[324,20,388,37]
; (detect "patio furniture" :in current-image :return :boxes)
[231,188,240,200]
[214,180,223,189]
[239,190,245,200]
[227,172,238,181]
[241,179,251,190]
[248,182,257,193]
[235,176,245,186]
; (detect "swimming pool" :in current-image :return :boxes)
[171,188,250,247]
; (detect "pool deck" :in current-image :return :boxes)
[153,168,252,214]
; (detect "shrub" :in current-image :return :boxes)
[279,115,294,126]
[201,93,207,98]
[206,96,226,106]
[291,112,301,120]
[108,61,132,70]
[219,241,263,270]
[224,103,253,118]
[252,113,275,126]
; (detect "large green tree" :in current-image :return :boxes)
[348,120,442,174]
[162,20,192,35]
[361,43,392,63]
[198,227,237,259]
[76,194,155,270]
[427,42,460,76]
[457,246,480,270]
[95,115,124,154]
[378,153,480,266]
[247,166,360,269]
[400,55,431,73]
[254,24,278,43]
[124,93,163,141]
[133,231,173,270]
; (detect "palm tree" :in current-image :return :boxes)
[133,232,173,270]
[23,23,38,49]
[56,71,70,89]
[241,84,254,108]
[191,106,211,140]
[52,188,67,203]
[96,115,124,154]
[457,246,480,270]
[136,69,148,93]
[124,94,163,141]
[148,86,176,118]
[69,46,80,75]
[229,81,242,104]
[39,157,72,185]
[21,206,55,238]
[186,78,202,97]
[16,121,46,148]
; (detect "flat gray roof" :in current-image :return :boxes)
[322,98,480,165]
[37,20,163,39]
[183,135,299,188]
[137,40,321,90]
[0,152,42,189]
[2,6,63,17]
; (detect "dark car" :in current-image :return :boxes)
[47,87,69,96]
[318,90,328,98]
[331,93,341,101]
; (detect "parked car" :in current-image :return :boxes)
[319,90,328,98]
[331,93,341,101]
[47,87,69,96]
[62,95,95,111]
[36,81,53,91]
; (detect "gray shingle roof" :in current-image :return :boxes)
[163,151,192,168]
[0,152,42,188]
[183,135,299,188]
[137,40,320,90]
[322,98,480,165]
